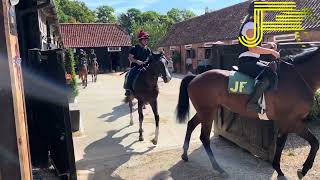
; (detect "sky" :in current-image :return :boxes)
[82,0,246,15]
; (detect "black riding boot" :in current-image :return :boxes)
[247,77,270,113]
[123,73,132,96]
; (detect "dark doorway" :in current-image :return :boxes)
[110,52,120,72]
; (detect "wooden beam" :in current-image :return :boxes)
[1,1,32,179]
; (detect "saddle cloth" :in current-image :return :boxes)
[228,71,269,120]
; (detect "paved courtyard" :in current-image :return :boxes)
[73,73,319,180]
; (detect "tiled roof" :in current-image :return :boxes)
[264,0,320,34]
[60,23,132,48]
[159,0,320,47]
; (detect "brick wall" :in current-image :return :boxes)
[161,40,233,74]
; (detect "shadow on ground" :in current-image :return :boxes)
[76,125,155,180]
[152,137,275,180]
[98,102,137,122]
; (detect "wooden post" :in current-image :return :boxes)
[0,1,32,179]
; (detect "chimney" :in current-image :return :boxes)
[205,7,209,14]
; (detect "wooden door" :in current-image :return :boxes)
[0,1,32,179]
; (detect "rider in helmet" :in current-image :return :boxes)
[89,49,98,65]
[89,49,99,72]
[124,30,152,96]
[238,0,280,113]
[79,49,88,68]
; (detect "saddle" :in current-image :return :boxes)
[228,66,267,117]
[125,66,146,93]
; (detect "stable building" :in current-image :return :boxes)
[60,23,132,72]
[159,0,320,74]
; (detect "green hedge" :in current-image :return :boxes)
[65,48,79,97]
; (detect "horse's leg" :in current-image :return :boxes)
[85,72,88,87]
[150,100,159,145]
[129,99,134,126]
[181,114,200,162]
[138,100,144,141]
[199,111,227,177]
[297,128,319,179]
[272,133,288,179]
[92,69,94,82]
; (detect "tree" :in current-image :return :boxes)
[140,11,161,23]
[127,8,142,24]
[167,8,196,24]
[54,0,95,23]
[118,8,143,35]
[96,5,116,23]
[132,22,168,50]
[167,8,183,23]
[181,9,196,21]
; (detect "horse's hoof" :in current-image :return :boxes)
[130,121,134,126]
[151,139,158,145]
[297,169,304,180]
[277,176,288,180]
[181,154,188,162]
[139,137,144,141]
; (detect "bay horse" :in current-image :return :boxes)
[90,59,99,82]
[125,52,171,145]
[79,64,88,87]
[176,46,320,179]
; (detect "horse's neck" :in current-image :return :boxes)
[295,57,320,93]
[140,68,158,87]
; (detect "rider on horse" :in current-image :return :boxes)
[89,49,97,63]
[238,0,280,113]
[124,30,152,96]
[89,49,98,69]
[79,49,88,68]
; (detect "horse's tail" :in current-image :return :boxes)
[176,75,196,123]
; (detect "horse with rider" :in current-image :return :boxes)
[78,49,88,87]
[89,49,99,82]
[123,30,172,145]
[176,1,319,179]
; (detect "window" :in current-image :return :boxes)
[205,48,211,59]
[171,50,176,57]
[108,47,122,52]
[186,49,195,59]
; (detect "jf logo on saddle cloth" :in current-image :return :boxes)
[228,62,278,120]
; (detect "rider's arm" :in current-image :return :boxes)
[128,53,144,65]
[245,29,279,58]
[128,53,138,63]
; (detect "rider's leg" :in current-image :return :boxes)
[124,68,137,96]
[247,63,275,113]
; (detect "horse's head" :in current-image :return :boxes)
[148,51,172,83]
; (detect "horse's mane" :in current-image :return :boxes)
[282,46,320,65]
